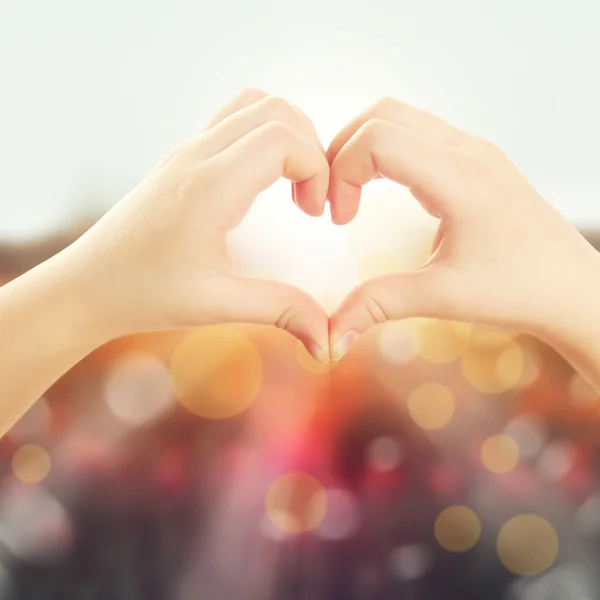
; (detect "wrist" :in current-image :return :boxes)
[48,243,125,350]
[528,244,600,356]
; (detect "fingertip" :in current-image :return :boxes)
[328,178,361,225]
[306,340,331,365]
[294,173,329,217]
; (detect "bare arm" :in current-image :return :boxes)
[0,89,331,436]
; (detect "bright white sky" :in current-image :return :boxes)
[1,0,599,241]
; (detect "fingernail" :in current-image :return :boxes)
[333,331,358,361]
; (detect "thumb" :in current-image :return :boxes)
[210,275,330,364]
[329,267,444,361]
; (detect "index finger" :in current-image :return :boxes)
[327,97,466,164]
[328,119,455,224]
[210,120,329,221]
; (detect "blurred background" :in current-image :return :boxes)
[2,0,600,598]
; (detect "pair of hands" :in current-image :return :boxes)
[69,89,600,364]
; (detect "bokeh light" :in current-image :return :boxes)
[461,331,524,394]
[389,544,432,581]
[481,434,520,474]
[497,514,559,576]
[407,382,455,430]
[170,325,262,419]
[265,472,327,534]
[538,441,575,481]
[377,320,418,365]
[12,444,51,484]
[434,506,482,552]
[316,488,361,540]
[0,487,72,564]
[574,493,600,537]
[411,319,473,364]
[503,416,546,460]
[366,436,404,472]
[104,353,174,426]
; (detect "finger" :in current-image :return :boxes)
[212,120,329,218]
[327,97,466,164]
[203,88,269,130]
[212,275,330,364]
[329,267,445,361]
[199,94,325,216]
[204,89,321,150]
[328,118,454,224]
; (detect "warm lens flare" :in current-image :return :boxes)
[12,444,51,484]
[265,472,328,534]
[170,325,262,419]
[407,382,455,430]
[434,506,481,552]
[497,514,559,576]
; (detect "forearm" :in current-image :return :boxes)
[0,247,111,436]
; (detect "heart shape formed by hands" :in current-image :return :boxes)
[92,88,587,368]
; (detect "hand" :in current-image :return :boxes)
[67,89,331,363]
[327,97,600,360]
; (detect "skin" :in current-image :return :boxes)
[1,90,600,436]
[327,97,600,393]
[0,89,331,435]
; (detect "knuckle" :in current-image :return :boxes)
[357,287,388,325]
[236,87,269,102]
[157,138,197,169]
[357,118,389,146]
[262,94,293,117]
[261,119,294,143]
[375,96,399,113]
